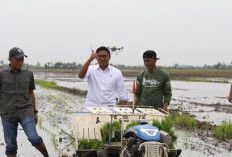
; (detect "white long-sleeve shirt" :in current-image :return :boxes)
[80,65,128,106]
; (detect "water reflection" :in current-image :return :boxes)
[34,72,232,124]
[32,72,232,157]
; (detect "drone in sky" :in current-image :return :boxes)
[107,46,124,55]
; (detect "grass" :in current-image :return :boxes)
[101,121,121,143]
[51,134,58,150]
[53,104,60,111]
[69,131,76,149]
[38,119,43,129]
[213,121,232,139]
[35,79,58,88]
[125,121,139,130]
[79,139,103,157]
[152,114,177,147]
[173,78,228,83]
[35,79,87,96]
[51,122,57,128]
[174,114,197,129]
[79,139,103,149]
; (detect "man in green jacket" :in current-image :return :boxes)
[134,50,172,111]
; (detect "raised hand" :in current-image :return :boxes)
[89,50,98,61]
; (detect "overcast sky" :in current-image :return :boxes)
[0,0,231,66]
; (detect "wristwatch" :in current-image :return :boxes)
[34,110,38,113]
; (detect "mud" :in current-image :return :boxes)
[1,71,231,156]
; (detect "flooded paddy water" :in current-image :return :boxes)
[0,71,231,156]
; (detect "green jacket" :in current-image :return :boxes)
[135,69,172,109]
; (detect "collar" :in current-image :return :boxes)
[97,64,111,71]
[8,65,23,73]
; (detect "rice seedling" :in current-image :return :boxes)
[35,79,87,96]
[51,134,58,150]
[101,121,121,143]
[213,121,232,139]
[204,122,211,135]
[38,119,43,129]
[35,79,58,88]
[53,104,58,111]
[125,121,139,130]
[69,131,76,148]
[51,122,57,128]
[49,113,55,118]
[152,115,177,157]
[79,139,103,149]
[174,114,197,129]
[79,139,103,157]
[152,114,177,147]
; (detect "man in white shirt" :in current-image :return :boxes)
[78,46,128,107]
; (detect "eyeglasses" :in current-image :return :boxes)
[97,55,109,58]
[14,58,24,62]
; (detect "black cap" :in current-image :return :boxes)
[9,47,27,59]
[143,50,160,59]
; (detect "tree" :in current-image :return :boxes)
[36,62,41,69]
[0,59,4,65]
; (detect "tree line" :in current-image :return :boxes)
[0,60,232,70]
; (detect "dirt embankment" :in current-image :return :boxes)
[121,69,232,78]
[98,69,232,78]
[33,69,232,79]
[166,69,232,79]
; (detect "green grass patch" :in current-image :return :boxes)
[125,121,140,130]
[79,139,103,149]
[38,119,42,129]
[79,139,103,157]
[174,114,197,129]
[35,79,87,96]
[213,121,232,139]
[51,122,57,128]
[101,121,121,143]
[51,134,58,150]
[69,131,76,148]
[152,114,177,146]
[173,78,228,83]
[35,79,58,88]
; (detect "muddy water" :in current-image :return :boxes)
[34,72,232,124]
[0,123,58,157]
[1,72,229,156]
[175,130,232,157]
[34,86,85,155]
[170,81,232,125]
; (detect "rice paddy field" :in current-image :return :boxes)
[0,69,232,156]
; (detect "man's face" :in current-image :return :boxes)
[96,50,111,68]
[9,57,24,70]
[143,58,157,71]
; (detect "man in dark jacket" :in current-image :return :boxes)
[0,47,49,157]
